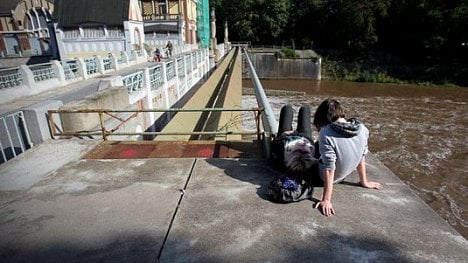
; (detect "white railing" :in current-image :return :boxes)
[149,65,163,90]
[61,60,80,81]
[30,63,57,82]
[120,48,211,107]
[122,71,144,93]
[0,111,33,164]
[0,50,148,104]
[0,68,22,89]
[166,60,176,81]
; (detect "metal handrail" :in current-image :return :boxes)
[243,50,278,137]
[47,107,264,141]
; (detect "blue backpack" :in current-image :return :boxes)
[267,176,313,203]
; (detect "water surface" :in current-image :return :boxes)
[243,79,468,238]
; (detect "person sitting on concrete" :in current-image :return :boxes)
[313,98,382,216]
[271,105,317,175]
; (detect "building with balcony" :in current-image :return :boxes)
[0,0,56,58]
[141,0,198,49]
[0,0,211,62]
[53,0,144,60]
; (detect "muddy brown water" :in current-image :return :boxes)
[243,79,468,239]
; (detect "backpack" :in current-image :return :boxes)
[267,176,313,203]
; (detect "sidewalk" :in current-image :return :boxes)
[0,139,466,262]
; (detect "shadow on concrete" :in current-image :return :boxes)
[204,158,284,202]
[0,232,162,263]
[159,223,412,263]
[1,228,412,263]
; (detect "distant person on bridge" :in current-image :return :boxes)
[165,41,173,57]
[313,99,382,216]
[153,48,162,62]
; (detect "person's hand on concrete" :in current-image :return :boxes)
[317,200,335,217]
[360,180,383,190]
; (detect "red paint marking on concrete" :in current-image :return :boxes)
[197,148,214,157]
[120,149,139,158]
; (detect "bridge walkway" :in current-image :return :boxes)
[155,47,244,141]
[0,138,466,262]
[84,47,262,159]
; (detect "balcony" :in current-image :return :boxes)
[141,0,181,22]
[142,13,181,21]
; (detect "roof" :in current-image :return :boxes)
[54,0,131,27]
[0,0,54,16]
[0,0,20,14]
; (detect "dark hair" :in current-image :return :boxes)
[313,99,345,130]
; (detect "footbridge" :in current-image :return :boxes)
[45,46,277,159]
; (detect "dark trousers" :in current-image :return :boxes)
[277,105,312,140]
[277,105,323,186]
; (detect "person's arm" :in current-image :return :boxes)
[357,159,382,189]
[316,131,337,216]
[319,169,336,216]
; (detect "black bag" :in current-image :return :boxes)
[267,176,313,203]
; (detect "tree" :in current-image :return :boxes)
[211,0,254,42]
[251,0,290,44]
[210,0,289,44]
[285,0,325,48]
[210,0,467,59]
[319,0,390,50]
[379,0,468,57]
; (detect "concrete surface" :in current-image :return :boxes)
[0,140,466,262]
[0,138,99,191]
[157,50,236,141]
[218,49,243,141]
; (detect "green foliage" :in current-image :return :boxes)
[210,0,468,54]
[211,0,290,44]
[210,0,468,85]
[319,49,467,86]
[279,48,299,58]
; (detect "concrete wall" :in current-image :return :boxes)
[23,100,63,145]
[247,52,321,80]
[59,87,135,133]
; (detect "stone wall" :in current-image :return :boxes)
[246,52,321,80]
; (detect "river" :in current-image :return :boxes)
[242,79,467,239]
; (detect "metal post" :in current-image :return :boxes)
[99,112,107,141]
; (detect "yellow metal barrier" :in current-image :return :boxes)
[47,108,264,141]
